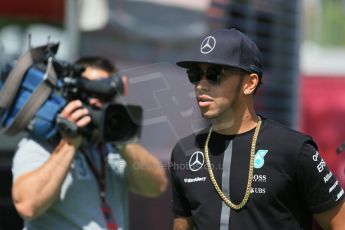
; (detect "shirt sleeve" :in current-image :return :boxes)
[296,141,345,213]
[170,144,192,218]
[12,138,52,181]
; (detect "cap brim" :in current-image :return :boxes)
[177,60,262,77]
[177,59,235,68]
[176,60,248,72]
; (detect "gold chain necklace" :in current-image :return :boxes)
[204,116,262,210]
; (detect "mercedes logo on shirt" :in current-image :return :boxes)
[200,36,216,54]
[189,151,205,172]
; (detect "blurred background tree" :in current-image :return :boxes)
[304,0,345,46]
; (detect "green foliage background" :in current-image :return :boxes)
[304,0,345,46]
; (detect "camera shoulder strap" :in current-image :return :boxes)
[0,58,58,136]
[0,51,33,115]
[0,44,54,114]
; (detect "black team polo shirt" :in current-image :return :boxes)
[170,117,344,230]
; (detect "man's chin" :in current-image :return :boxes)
[201,112,216,120]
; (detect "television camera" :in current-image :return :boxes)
[0,43,142,143]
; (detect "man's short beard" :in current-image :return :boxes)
[201,75,244,127]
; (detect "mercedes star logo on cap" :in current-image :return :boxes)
[200,36,216,54]
[189,151,205,172]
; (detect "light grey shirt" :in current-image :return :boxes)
[12,137,129,230]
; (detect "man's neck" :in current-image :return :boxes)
[211,111,259,135]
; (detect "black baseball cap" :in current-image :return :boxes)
[176,28,263,77]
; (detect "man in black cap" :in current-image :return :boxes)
[170,28,345,229]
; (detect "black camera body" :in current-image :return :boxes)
[0,43,142,143]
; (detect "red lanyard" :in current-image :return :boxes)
[81,144,118,230]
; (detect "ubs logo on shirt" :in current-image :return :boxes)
[189,151,205,172]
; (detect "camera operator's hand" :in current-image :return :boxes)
[58,100,91,147]
[12,99,92,220]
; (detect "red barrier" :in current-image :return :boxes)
[300,76,345,189]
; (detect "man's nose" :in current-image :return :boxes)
[195,76,210,92]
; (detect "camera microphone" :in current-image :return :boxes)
[63,74,124,100]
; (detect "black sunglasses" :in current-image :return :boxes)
[186,65,247,85]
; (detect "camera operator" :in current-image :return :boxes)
[11,56,168,230]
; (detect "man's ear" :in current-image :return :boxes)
[243,73,259,95]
